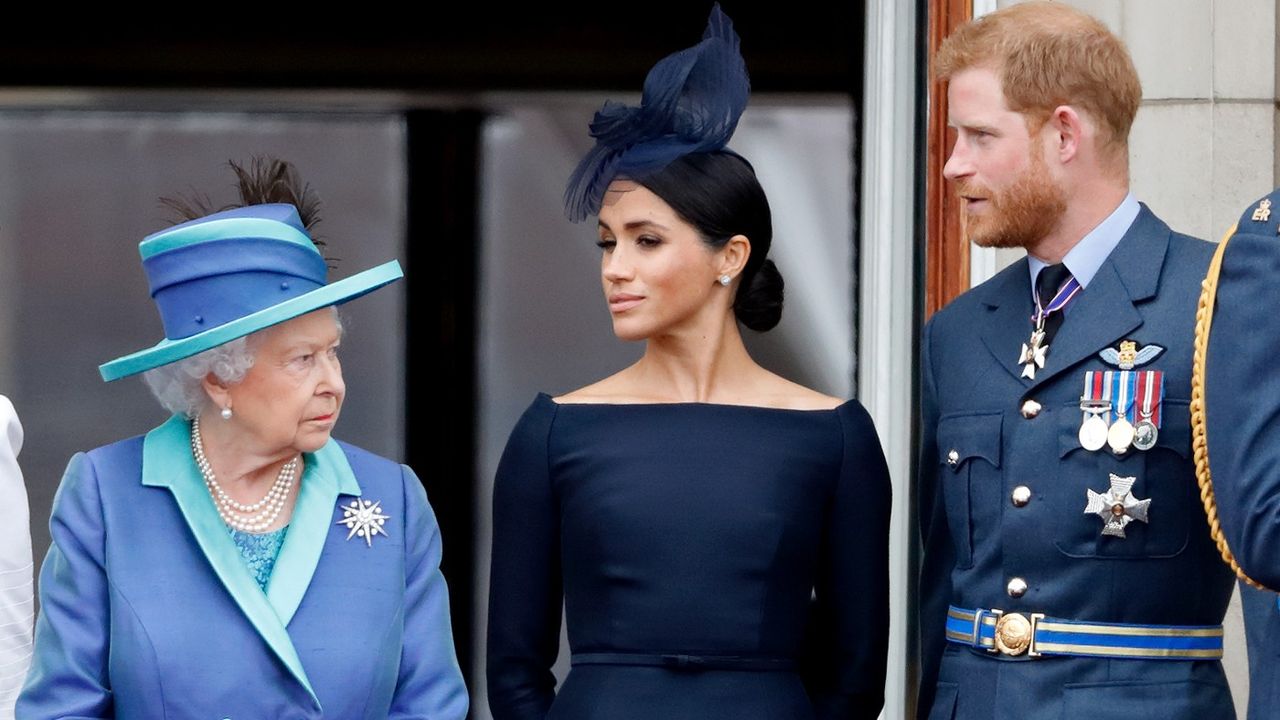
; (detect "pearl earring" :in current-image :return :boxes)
[220,406,233,421]
[718,274,732,286]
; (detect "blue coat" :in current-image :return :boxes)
[1201,189,1280,720]
[917,206,1237,719]
[17,415,469,719]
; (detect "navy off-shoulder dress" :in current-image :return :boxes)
[487,394,891,720]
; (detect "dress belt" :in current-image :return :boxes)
[946,605,1224,660]
[571,652,797,672]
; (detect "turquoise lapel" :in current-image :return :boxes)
[266,439,362,626]
[141,415,318,703]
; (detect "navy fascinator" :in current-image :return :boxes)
[563,4,751,222]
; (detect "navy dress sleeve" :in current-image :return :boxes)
[487,397,563,720]
[804,400,892,719]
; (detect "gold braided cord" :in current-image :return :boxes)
[1190,224,1270,591]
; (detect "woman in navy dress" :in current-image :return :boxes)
[486,7,891,720]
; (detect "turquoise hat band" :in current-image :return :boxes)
[99,260,403,382]
[139,217,318,260]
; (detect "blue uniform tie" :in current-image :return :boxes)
[1035,263,1076,350]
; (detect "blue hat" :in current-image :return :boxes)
[98,203,402,382]
[563,3,750,222]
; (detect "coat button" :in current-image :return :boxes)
[1007,577,1028,598]
[1020,399,1041,418]
[1011,486,1032,507]
[947,449,959,466]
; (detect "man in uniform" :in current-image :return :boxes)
[918,3,1237,718]
[1194,188,1280,719]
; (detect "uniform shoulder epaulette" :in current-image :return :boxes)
[1235,190,1280,238]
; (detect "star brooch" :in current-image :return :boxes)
[336,498,390,547]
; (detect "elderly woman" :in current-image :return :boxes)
[18,160,469,719]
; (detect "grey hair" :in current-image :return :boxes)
[142,337,256,418]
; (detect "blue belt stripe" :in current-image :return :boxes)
[1034,629,1221,650]
[945,606,1223,659]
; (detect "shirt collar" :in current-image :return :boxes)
[1028,193,1140,291]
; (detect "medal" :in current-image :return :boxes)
[1018,273,1082,380]
[1103,370,1138,454]
[1132,370,1163,451]
[1018,324,1048,380]
[1108,417,1135,454]
[1079,372,1111,451]
[1133,420,1157,451]
[1080,408,1110,451]
[1085,473,1152,538]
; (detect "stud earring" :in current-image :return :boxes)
[718,274,732,286]
[220,406,233,421]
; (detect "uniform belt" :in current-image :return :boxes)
[945,606,1224,660]
[570,652,796,671]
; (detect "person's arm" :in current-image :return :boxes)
[1204,225,1280,589]
[806,400,891,719]
[915,318,953,719]
[387,465,470,720]
[17,453,112,719]
[487,401,562,720]
[0,397,31,718]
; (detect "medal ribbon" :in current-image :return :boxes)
[1082,371,1105,424]
[1107,371,1139,425]
[1101,371,1114,423]
[1125,371,1138,424]
[1033,275,1083,324]
[1139,370,1164,427]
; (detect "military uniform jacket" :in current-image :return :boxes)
[917,206,1237,720]
[1201,191,1280,720]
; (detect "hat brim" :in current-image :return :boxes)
[99,260,404,382]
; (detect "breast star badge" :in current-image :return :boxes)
[1084,473,1151,538]
[336,498,390,547]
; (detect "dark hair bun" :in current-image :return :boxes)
[734,258,784,332]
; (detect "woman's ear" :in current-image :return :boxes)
[201,373,231,413]
[719,234,752,279]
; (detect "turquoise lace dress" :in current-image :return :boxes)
[227,526,290,591]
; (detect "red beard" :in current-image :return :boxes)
[957,151,1066,250]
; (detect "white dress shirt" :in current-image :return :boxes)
[0,397,32,718]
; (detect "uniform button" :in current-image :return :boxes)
[1020,399,1041,418]
[1007,577,1028,598]
[1011,486,1032,507]
[947,449,959,466]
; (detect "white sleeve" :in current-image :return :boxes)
[0,397,32,719]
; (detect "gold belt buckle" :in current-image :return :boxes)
[990,609,1044,657]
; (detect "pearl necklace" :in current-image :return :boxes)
[190,416,299,534]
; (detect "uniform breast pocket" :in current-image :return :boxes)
[1053,398,1193,558]
[936,412,1003,570]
